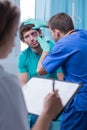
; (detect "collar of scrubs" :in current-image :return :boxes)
[67,29,75,35]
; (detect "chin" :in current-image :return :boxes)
[32,44,39,48]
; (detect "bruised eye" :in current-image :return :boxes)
[31,31,38,37]
[24,31,39,39]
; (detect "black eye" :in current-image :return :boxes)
[31,31,38,37]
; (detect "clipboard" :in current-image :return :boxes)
[22,77,82,117]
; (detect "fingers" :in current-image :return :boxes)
[43,89,63,120]
[49,89,58,97]
[23,19,35,25]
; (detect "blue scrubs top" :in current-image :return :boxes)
[42,30,87,130]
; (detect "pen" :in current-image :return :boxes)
[52,80,55,91]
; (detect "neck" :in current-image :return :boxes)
[61,29,75,38]
[65,29,75,36]
[57,29,75,40]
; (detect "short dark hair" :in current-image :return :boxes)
[19,22,41,42]
[48,12,74,34]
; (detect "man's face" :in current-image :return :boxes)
[49,28,60,42]
[23,29,41,48]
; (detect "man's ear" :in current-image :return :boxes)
[55,29,60,37]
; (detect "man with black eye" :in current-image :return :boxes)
[18,20,64,86]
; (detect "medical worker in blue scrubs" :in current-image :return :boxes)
[34,13,87,130]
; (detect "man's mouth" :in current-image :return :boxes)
[31,41,38,45]
[32,42,37,45]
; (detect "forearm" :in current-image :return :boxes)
[32,112,52,130]
[37,52,48,75]
[19,73,28,87]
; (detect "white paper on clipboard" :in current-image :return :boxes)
[22,77,82,116]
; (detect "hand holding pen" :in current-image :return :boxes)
[43,89,63,120]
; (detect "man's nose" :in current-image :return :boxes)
[30,35,34,41]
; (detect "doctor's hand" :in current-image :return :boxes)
[24,19,48,29]
[37,36,50,52]
[42,90,63,120]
